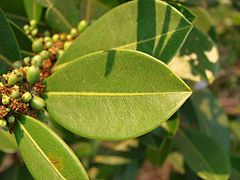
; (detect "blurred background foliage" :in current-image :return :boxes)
[0,0,240,179]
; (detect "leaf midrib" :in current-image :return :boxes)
[46,91,191,96]
[180,130,219,180]
[18,121,66,180]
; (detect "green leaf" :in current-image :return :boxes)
[8,19,33,57]
[0,130,18,153]
[175,129,231,180]
[24,0,43,22]
[45,50,191,140]
[190,89,230,152]
[0,8,21,74]
[14,115,89,180]
[55,0,192,67]
[35,0,80,32]
[231,156,240,180]
[169,27,219,84]
[0,164,33,180]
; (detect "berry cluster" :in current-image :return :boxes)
[0,19,88,132]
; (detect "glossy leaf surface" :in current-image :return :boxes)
[0,130,18,153]
[14,115,89,180]
[46,50,191,140]
[24,0,43,22]
[175,129,230,180]
[56,0,192,67]
[0,8,21,74]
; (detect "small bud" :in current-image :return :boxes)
[27,66,40,84]
[40,50,50,60]
[60,34,66,41]
[52,34,59,42]
[44,36,52,42]
[57,49,64,59]
[30,20,37,27]
[77,20,88,32]
[44,30,50,37]
[8,73,18,85]
[23,24,30,31]
[0,119,7,128]
[2,95,10,105]
[31,28,38,36]
[11,86,20,98]
[22,92,32,102]
[30,96,45,111]
[6,108,11,112]
[32,40,43,52]
[45,41,53,48]
[23,57,31,65]
[64,41,72,50]
[31,55,43,67]
[66,34,72,41]
[12,69,24,81]
[70,28,78,37]
[7,115,15,124]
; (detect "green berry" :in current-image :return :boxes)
[31,55,42,67]
[7,115,15,124]
[8,73,18,85]
[6,108,10,112]
[52,34,59,42]
[0,82,3,87]
[23,57,31,65]
[31,28,38,36]
[44,36,52,42]
[45,41,53,48]
[11,86,20,98]
[12,61,22,68]
[32,40,43,52]
[22,92,32,102]
[44,30,50,36]
[57,49,64,59]
[64,41,72,50]
[70,28,78,37]
[30,20,37,27]
[40,50,50,60]
[23,24,30,31]
[77,20,88,32]
[2,95,10,105]
[30,96,45,110]
[12,69,24,81]
[27,66,40,84]
[0,119,7,128]
[60,34,66,41]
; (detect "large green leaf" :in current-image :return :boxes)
[14,115,89,179]
[55,0,192,68]
[191,89,230,152]
[45,50,191,140]
[24,0,43,22]
[35,0,80,32]
[169,27,219,84]
[175,129,231,180]
[0,8,21,74]
[0,130,18,153]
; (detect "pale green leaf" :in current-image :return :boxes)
[14,115,89,180]
[175,129,231,180]
[0,8,21,74]
[55,0,192,67]
[45,50,191,140]
[0,130,18,153]
[24,0,43,22]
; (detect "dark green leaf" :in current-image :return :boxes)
[55,0,192,67]
[24,0,43,22]
[35,0,80,32]
[14,115,89,179]
[45,50,191,140]
[0,164,33,180]
[175,129,231,180]
[0,8,21,74]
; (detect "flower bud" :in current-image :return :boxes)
[27,66,40,84]
[7,115,15,124]
[22,92,32,102]
[30,96,45,110]
[2,95,10,105]
[32,40,43,52]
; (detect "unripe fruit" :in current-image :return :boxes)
[23,25,29,31]
[12,69,24,82]
[8,73,18,85]
[70,28,78,37]
[32,40,43,52]
[40,50,50,60]
[30,96,45,110]
[78,20,88,32]
[31,55,42,67]
[11,86,20,98]
[7,115,15,124]
[30,20,37,27]
[45,41,53,48]
[27,66,40,84]
[23,57,31,65]
[31,28,38,36]
[0,119,7,128]
[2,95,10,105]
[44,36,52,42]
[22,92,32,102]
[52,34,59,42]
